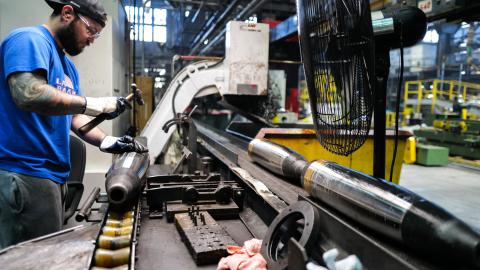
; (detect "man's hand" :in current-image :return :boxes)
[84,97,132,119]
[99,135,148,154]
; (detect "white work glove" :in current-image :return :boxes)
[84,97,132,119]
[100,135,148,154]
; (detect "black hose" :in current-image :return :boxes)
[390,21,404,182]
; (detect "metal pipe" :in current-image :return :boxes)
[269,59,302,65]
[75,187,101,222]
[105,151,150,208]
[171,54,223,75]
[199,0,269,54]
[189,0,242,55]
[248,139,307,180]
[191,9,220,45]
[141,0,151,76]
[168,0,219,6]
[190,1,203,23]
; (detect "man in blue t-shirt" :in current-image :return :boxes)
[0,0,148,248]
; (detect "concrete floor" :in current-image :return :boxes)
[399,163,480,231]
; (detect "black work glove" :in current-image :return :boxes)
[105,97,132,120]
[84,97,132,120]
[99,135,148,154]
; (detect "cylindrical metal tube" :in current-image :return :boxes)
[94,247,130,268]
[248,139,307,180]
[75,187,101,222]
[105,151,150,208]
[302,160,480,267]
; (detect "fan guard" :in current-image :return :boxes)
[297,0,375,156]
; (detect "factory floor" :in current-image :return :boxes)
[399,163,480,231]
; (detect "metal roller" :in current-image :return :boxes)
[302,160,480,268]
[105,151,150,208]
[247,139,307,180]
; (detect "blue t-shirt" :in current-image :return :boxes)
[0,25,82,184]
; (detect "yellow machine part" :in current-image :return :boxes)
[386,112,396,128]
[433,119,445,129]
[402,107,413,126]
[459,121,468,133]
[403,136,416,164]
[258,129,411,184]
[461,108,468,120]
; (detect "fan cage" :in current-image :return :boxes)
[299,0,375,156]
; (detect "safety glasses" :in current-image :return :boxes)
[78,14,100,39]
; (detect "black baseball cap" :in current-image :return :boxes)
[45,0,107,27]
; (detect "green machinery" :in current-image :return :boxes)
[414,113,480,160]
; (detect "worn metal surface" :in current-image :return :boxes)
[261,201,321,269]
[146,170,243,211]
[248,138,307,180]
[136,205,253,270]
[196,121,308,209]
[140,60,223,160]
[174,211,237,265]
[0,224,100,270]
[166,201,240,223]
[299,195,452,270]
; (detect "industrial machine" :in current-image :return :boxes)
[2,5,480,270]
[141,20,270,160]
[415,113,480,160]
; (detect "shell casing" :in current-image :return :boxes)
[108,211,134,220]
[91,265,129,270]
[94,247,130,268]
[98,235,132,250]
[105,218,134,227]
[102,225,133,237]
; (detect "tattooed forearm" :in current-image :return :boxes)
[8,72,85,115]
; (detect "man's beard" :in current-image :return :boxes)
[57,19,84,56]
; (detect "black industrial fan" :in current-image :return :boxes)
[297,0,375,156]
[297,0,426,178]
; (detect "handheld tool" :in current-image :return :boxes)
[78,84,144,136]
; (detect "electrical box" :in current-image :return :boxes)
[224,21,269,96]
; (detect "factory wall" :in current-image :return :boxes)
[0,0,130,174]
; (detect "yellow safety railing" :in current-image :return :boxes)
[403,79,480,120]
